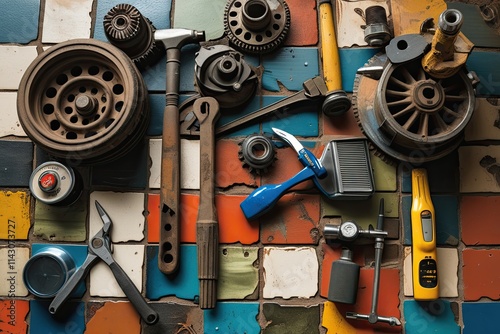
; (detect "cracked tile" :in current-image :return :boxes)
[42,0,93,43]
[403,300,459,334]
[461,196,500,246]
[459,145,500,193]
[0,140,33,187]
[0,46,38,90]
[463,302,500,334]
[0,191,30,240]
[0,300,29,333]
[216,139,258,188]
[218,246,259,300]
[142,302,203,334]
[465,98,500,141]
[85,301,140,334]
[90,245,144,297]
[0,247,29,297]
[204,302,260,334]
[29,300,85,334]
[463,249,500,301]
[0,0,40,43]
[262,303,320,334]
[262,246,318,299]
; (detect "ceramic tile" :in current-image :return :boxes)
[390,0,447,36]
[149,138,200,190]
[29,300,85,334]
[467,50,500,97]
[322,108,364,137]
[204,302,260,334]
[217,95,261,138]
[0,0,40,43]
[285,0,317,46]
[89,245,144,297]
[371,152,398,192]
[465,98,500,141]
[89,192,145,242]
[401,195,459,246]
[461,196,500,246]
[322,301,357,334]
[449,3,500,48]
[142,302,203,334]
[147,94,195,136]
[216,139,259,189]
[173,0,225,41]
[403,300,459,334]
[146,245,199,301]
[42,0,93,43]
[0,191,30,240]
[0,46,37,90]
[459,145,500,193]
[261,193,321,244]
[463,249,500,301]
[338,48,380,92]
[0,300,29,333]
[261,47,319,92]
[262,246,318,299]
[404,247,459,298]
[147,194,160,243]
[262,303,320,334]
[0,140,33,187]
[0,247,29,297]
[463,302,500,334]
[85,302,140,334]
[335,0,390,47]
[33,196,87,242]
[218,246,259,300]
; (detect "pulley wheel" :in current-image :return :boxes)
[17,39,149,165]
[354,53,475,164]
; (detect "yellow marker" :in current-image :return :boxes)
[411,169,439,300]
[0,191,30,240]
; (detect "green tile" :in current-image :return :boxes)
[262,303,320,334]
[371,152,397,192]
[218,246,259,300]
[173,0,226,41]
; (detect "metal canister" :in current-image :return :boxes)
[29,161,83,206]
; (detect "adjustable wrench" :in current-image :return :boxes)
[193,97,220,309]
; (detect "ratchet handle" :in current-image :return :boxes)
[240,167,315,220]
[49,260,90,314]
[109,261,159,325]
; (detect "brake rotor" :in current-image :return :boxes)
[224,0,291,54]
[353,53,475,164]
[17,39,149,165]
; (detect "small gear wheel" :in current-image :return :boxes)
[103,4,164,70]
[224,0,291,54]
[238,134,277,174]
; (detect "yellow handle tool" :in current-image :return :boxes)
[411,168,439,300]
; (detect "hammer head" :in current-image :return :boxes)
[154,28,205,50]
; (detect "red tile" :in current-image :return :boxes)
[461,196,500,245]
[323,106,364,136]
[86,302,140,334]
[463,249,500,301]
[285,0,318,46]
[147,194,160,243]
[0,300,28,334]
[261,193,320,244]
[216,139,259,188]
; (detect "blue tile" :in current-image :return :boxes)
[29,300,85,334]
[404,300,459,334]
[0,140,33,187]
[218,95,261,138]
[467,50,500,96]
[402,195,459,246]
[261,96,319,137]
[262,47,319,92]
[204,302,260,334]
[463,302,500,334]
[148,94,197,136]
[31,244,88,298]
[146,245,199,301]
[0,0,40,43]
[338,47,381,92]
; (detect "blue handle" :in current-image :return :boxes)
[240,167,316,220]
[298,147,327,178]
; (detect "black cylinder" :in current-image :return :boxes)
[328,248,360,304]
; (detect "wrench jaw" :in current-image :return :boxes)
[346,312,402,327]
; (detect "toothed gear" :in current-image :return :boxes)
[238,134,277,174]
[224,0,291,54]
[103,4,164,70]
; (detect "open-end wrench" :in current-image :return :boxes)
[192,97,220,309]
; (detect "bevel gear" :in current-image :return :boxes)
[238,134,277,174]
[224,0,291,54]
[103,4,164,70]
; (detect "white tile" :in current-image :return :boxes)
[42,0,92,43]
[0,46,38,90]
[459,145,500,193]
[0,93,26,137]
[89,245,144,297]
[149,138,200,189]
[403,246,412,296]
[262,246,318,299]
[0,247,29,297]
[465,98,500,141]
[89,191,145,242]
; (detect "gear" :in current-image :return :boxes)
[224,0,291,54]
[238,134,277,174]
[103,4,164,70]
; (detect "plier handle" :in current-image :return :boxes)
[49,201,159,325]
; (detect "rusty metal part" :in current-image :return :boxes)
[353,53,476,164]
[195,45,258,109]
[193,97,220,309]
[421,9,474,79]
[17,39,149,165]
[103,4,165,70]
[363,6,392,47]
[224,0,291,54]
[238,134,276,174]
[180,76,328,137]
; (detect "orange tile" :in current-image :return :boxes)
[179,193,199,243]
[463,249,500,301]
[216,139,259,188]
[322,106,364,137]
[85,302,140,334]
[147,194,160,243]
[261,193,320,244]
[0,300,28,334]
[461,196,500,245]
[285,0,318,46]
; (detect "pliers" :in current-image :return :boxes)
[49,200,159,325]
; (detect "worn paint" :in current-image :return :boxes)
[404,300,460,334]
[0,140,33,187]
[0,92,26,137]
[263,303,320,334]
[85,302,140,334]
[0,0,40,43]
[390,0,447,36]
[216,139,259,188]
[42,0,93,43]
[142,302,203,334]
[465,99,500,141]
[322,301,356,334]
[459,146,500,192]
[0,299,28,333]
[0,191,30,240]
[218,246,259,300]
[0,247,29,297]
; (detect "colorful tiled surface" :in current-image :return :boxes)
[1,0,499,332]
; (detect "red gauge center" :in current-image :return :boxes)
[39,171,58,192]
